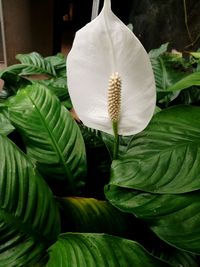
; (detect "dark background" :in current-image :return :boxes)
[53,0,200,54]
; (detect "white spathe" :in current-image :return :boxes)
[67,0,156,136]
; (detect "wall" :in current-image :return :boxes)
[1,0,53,66]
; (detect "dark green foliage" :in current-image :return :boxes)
[8,83,86,195]
[150,43,200,107]
[0,134,60,266]
[46,233,171,267]
[0,48,200,266]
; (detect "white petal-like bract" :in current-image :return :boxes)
[67,0,156,136]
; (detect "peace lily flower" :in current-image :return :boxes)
[67,0,156,141]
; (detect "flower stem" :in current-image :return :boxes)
[112,121,119,160]
[183,0,193,42]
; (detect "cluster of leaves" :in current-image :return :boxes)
[0,46,200,266]
[149,43,200,107]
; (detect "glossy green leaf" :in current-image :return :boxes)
[162,250,199,267]
[45,53,66,70]
[46,233,170,267]
[16,52,56,76]
[0,65,31,97]
[148,43,169,58]
[39,76,71,103]
[58,197,133,236]
[0,134,60,266]
[0,109,15,135]
[0,64,26,79]
[149,45,187,105]
[110,105,200,194]
[152,244,199,267]
[105,185,200,254]
[150,52,186,92]
[167,72,200,92]
[8,83,86,192]
[59,199,199,267]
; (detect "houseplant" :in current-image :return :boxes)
[0,0,200,266]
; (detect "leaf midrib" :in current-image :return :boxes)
[27,91,73,186]
[20,63,56,77]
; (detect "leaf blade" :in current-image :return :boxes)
[8,83,86,192]
[0,109,15,135]
[0,134,60,266]
[167,72,200,92]
[105,185,200,254]
[16,52,56,76]
[46,233,171,267]
[110,105,200,194]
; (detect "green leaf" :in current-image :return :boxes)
[190,52,200,59]
[151,54,186,92]
[46,233,171,267]
[8,83,86,193]
[150,240,199,267]
[167,72,200,92]
[57,197,133,236]
[0,64,26,78]
[0,88,9,99]
[105,185,200,254]
[0,108,15,135]
[16,52,56,76]
[149,46,188,105]
[45,53,66,70]
[110,105,200,194]
[0,65,31,97]
[149,43,169,58]
[39,76,71,102]
[159,250,199,267]
[172,87,200,105]
[154,105,162,114]
[58,198,193,266]
[0,134,60,266]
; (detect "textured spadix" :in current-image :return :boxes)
[67,0,156,135]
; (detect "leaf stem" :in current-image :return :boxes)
[183,0,193,42]
[112,121,119,160]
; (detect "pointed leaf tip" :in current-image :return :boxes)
[67,1,156,136]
